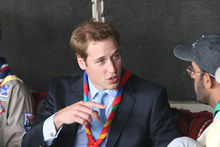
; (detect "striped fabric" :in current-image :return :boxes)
[83,69,132,147]
[0,57,13,85]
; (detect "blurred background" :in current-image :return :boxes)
[1,0,220,100]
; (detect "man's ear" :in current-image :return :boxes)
[77,55,86,70]
[203,73,213,89]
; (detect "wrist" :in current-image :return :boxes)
[53,113,63,130]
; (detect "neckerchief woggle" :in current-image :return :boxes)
[213,101,220,118]
[83,69,132,147]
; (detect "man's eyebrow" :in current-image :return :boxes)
[95,55,105,62]
[113,49,120,54]
[95,48,120,61]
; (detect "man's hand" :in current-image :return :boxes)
[53,101,105,130]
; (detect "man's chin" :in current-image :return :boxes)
[106,83,120,90]
[197,99,209,105]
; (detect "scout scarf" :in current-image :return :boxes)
[0,57,12,85]
[0,57,22,115]
[213,101,220,118]
[0,57,22,86]
[0,57,13,85]
[83,69,132,147]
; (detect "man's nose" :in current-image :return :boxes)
[107,60,116,73]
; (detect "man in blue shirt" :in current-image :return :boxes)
[22,20,180,147]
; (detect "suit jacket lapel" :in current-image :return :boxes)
[60,73,135,146]
[106,79,135,147]
[59,73,84,145]
[66,73,84,106]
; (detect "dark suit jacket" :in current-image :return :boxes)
[22,72,180,147]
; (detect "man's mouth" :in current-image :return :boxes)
[108,76,118,83]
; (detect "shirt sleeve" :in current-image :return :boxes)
[167,137,204,147]
[206,119,220,147]
[2,81,34,146]
[43,114,63,146]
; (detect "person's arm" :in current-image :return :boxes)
[53,101,105,130]
[149,87,180,147]
[22,77,105,147]
[3,81,34,147]
[22,78,60,147]
[39,100,105,146]
[43,114,63,146]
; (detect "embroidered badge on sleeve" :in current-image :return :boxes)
[0,102,5,114]
[24,113,35,132]
[0,84,11,101]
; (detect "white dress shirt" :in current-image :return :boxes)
[167,136,203,147]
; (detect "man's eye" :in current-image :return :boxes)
[98,59,104,63]
[113,53,120,59]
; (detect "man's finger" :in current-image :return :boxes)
[75,110,94,123]
[80,101,106,109]
[77,106,101,122]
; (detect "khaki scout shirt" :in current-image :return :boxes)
[0,76,34,147]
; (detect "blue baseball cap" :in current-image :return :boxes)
[174,34,220,77]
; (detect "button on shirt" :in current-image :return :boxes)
[43,77,116,146]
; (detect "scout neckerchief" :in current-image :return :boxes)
[213,101,220,118]
[0,57,13,85]
[0,57,23,86]
[0,57,23,114]
[83,69,132,147]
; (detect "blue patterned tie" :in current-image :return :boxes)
[91,91,107,140]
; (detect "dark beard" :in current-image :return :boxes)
[196,76,210,105]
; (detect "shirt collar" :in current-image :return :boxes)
[88,78,99,99]
[213,101,220,118]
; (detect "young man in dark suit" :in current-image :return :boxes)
[22,21,180,147]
